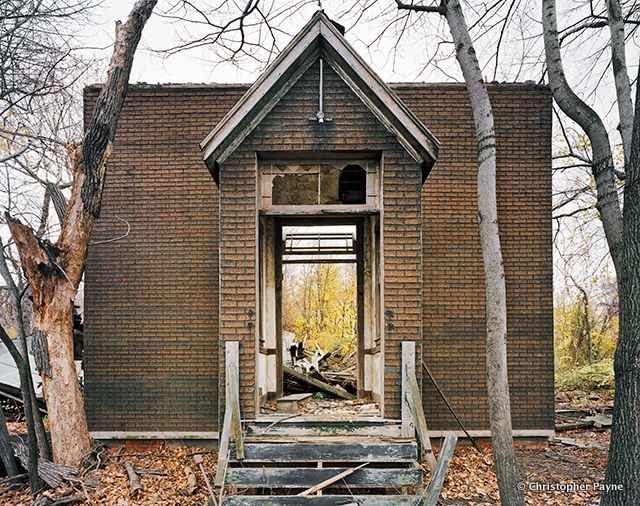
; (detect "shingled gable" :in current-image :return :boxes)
[200,10,440,184]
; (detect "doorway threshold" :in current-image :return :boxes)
[255,413,385,423]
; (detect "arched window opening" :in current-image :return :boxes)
[339,165,366,204]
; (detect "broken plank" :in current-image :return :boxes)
[555,420,594,431]
[298,462,368,496]
[424,433,458,506]
[124,461,143,497]
[584,414,612,428]
[225,467,422,489]
[407,367,437,472]
[550,437,605,450]
[284,365,355,400]
[231,442,418,463]
[222,495,424,505]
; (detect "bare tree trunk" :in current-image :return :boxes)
[0,404,20,481]
[543,1,638,502]
[606,0,634,164]
[5,0,157,467]
[442,1,523,504]
[542,0,624,274]
[0,325,43,492]
[601,60,640,506]
[394,1,523,501]
[0,238,51,461]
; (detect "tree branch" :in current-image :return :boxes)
[395,0,444,14]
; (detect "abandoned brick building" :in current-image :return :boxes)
[83,11,553,447]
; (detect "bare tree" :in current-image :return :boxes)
[0,236,51,463]
[395,1,524,503]
[543,0,639,503]
[0,323,42,491]
[0,1,94,117]
[5,0,158,467]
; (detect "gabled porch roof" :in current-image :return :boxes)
[200,10,440,183]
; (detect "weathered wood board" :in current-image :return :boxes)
[231,442,418,463]
[244,420,403,438]
[222,495,425,505]
[225,467,422,488]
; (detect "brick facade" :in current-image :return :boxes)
[84,70,552,432]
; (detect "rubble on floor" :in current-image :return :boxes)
[555,390,613,431]
[284,342,357,398]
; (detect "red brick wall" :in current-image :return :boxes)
[396,84,554,430]
[83,75,552,432]
[83,85,245,431]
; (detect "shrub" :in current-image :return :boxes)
[555,358,615,393]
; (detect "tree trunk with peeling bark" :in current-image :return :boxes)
[0,237,51,461]
[6,0,157,467]
[442,1,524,504]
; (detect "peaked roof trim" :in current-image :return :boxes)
[200,11,440,182]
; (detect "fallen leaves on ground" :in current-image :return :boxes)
[3,444,218,506]
[3,427,609,505]
[435,428,609,505]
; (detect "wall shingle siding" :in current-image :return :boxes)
[83,76,552,432]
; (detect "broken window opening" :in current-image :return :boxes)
[258,160,378,209]
[339,165,366,204]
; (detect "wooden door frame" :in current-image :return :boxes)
[271,215,366,399]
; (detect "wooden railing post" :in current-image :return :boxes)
[226,341,243,460]
[401,341,416,438]
[402,341,437,472]
[215,341,243,489]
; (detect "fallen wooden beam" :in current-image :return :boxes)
[555,420,594,431]
[424,433,458,506]
[284,366,356,400]
[298,462,368,496]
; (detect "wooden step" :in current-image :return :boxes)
[231,441,418,463]
[221,495,425,505]
[276,393,313,413]
[244,419,403,438]
[226,466,422,489]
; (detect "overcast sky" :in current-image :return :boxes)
[81,1,514,85]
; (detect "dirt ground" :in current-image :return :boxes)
[2,424,609,505]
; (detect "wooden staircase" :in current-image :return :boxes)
[222,419,425,505]
[215,341,457,505]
